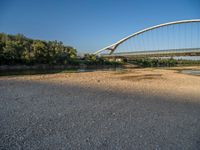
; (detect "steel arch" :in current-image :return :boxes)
[94,19,200,55]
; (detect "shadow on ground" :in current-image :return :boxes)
[0,79,200,149]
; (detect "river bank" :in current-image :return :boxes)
[0,66,200,149]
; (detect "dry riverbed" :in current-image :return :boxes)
[0,66,200,149]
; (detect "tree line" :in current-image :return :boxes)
[0,33,77,65]
[129,57,200,67]
[0,33,121,66]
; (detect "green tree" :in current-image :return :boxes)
[3,41,23,64]
[0,41,5,64]
[32,41,48,63]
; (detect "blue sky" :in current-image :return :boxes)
[0,0,200,53]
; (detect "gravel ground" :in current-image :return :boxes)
[0,67,200,150]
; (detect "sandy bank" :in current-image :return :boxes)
[0,66,200,149]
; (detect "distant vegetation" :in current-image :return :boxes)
[129,58,200,67]
[0,33,120,66]
[82,54,121,65]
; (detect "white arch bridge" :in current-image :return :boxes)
[94,19,200,58]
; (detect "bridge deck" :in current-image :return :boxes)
[102,48,200,58]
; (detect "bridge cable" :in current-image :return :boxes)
[191,23,193,49]
[152,29,155,51]
[179,24,181,49]
[156,27,159,51]
[184,23,187,49]
[198,23,200,48]
[166,25,169,51]
[141,33,145,51]
[174,24,176,50]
